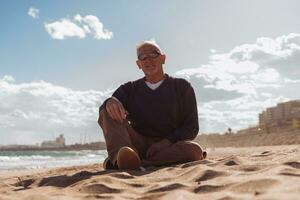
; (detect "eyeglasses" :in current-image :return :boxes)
[138,50,161,61]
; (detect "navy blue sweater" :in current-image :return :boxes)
[101,74,199,143]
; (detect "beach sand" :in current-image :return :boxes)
[1,145,299,200]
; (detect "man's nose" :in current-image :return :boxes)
[143,58,154,65]
[143,56,154,61]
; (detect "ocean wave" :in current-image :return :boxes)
[0,155,53,162]
[0,150,107,170]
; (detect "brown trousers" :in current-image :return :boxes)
[98,109,203,167]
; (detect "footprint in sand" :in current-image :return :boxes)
[194,184,228,193]
[218,196,238,200]
[230,179,278,194]
[195,169,227,182]
[79,183,122,194]
[280,172,300,177]
[284,161,300,169]
[224,160,240,166]
[279,166,300,177]
[109,172,135,179]
[238,165,268,172]
[181,160,212,168]
[139,194,164,200]
[209,156,242,167]
[127,183,146,188]
[223,158,242,166]
[84,194,114,199]
[261,151,271,154]
[147,183,186,193]
[252,151,274,157]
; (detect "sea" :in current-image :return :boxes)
[0,150,107,170]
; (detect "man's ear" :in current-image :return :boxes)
[136,60,142,69]
[161,54,166,64]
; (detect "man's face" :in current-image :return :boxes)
[136,44,166,77]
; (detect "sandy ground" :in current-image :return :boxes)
[0,145,299,200]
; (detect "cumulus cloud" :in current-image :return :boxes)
[175,33,300,133]
[44,14,113,40]
[0,76,113,145]
[228,33,300,80]
[45,19,86,40]
[28,7,39,19]
[74,15,113,40]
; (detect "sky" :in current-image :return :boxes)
[1,0,300,145]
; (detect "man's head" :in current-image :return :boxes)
[136,40,166,80]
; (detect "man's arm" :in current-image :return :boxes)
[166,81,199,143]
[99,82,132,123]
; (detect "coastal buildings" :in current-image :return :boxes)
[259,100,300,129]
[41,134,66,148]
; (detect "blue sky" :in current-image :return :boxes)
[1,0,300,144]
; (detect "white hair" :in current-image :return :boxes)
[136,40,162,55]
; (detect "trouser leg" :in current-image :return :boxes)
[98,109,147,164]
[142,141,204,167]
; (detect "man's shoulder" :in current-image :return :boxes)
[113,77,144,98]
[167,75,191,88]
[121,77,144,87]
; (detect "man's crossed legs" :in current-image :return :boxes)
[98,109,206,170]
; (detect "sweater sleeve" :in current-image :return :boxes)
[99,81,132,112]
[166,80,199,143]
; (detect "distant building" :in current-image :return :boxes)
[41,134,66,148]
[259,100,300,128]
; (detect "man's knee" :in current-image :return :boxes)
[98,108,115,129]
[176,141,203,161]
[98,108,128,129]
[98,108,106,128]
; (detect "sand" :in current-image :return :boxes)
[1,145,299,200]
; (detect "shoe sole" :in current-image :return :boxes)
[117,146,141,170]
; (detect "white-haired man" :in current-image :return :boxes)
[98,41,206,170]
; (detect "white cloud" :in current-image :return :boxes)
[175,33,300,133]
[44,14,113,40]
[0,76,113,145]
[74,15,113,40]
[28,7,39,19]
[45,19,86,40]
[229,33,300,80]
[2,75,15,82]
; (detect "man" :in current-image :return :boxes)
[98,40,206,170]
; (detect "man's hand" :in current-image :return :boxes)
[146,139,172,159]
[106,98,127,123]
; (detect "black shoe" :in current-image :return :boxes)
[103,157,118,170]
